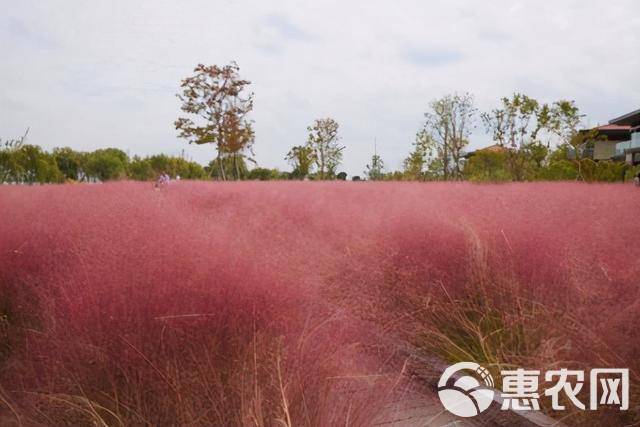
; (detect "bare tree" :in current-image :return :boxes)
[0,128,29,183]
[481,93,551,180]
[549,100,596,181]
[175,62,254,180]
[424,93,476,180]
[306,118,344,180]
[403,129,437,180]
[1,127,29,149]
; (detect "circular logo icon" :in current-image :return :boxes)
[438,362,495,417]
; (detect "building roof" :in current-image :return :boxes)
[580,123,631,142]
[464,144,510,158]
[609,108,640,127]
[479,144,509,153]
[595,124,631,131]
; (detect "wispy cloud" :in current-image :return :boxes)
[2,1,639,175]
[264,14,313,41]
[477,30,511,44]
[1,17,58,50]
[403,48,463,67]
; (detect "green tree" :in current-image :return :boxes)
[247,167,282,181]
[175,62,254,181]
[53,147,84,181]
[520,141,549,180]
[481,93,552,180]
[0,129,29,183]
[463,150,512,182]
[548,101,598,181]
[591,161,627,182]
[403,129,437,180]
[13,145,63,184]
[365,153,384,181]
[175,158,207,180]
[128,156,155,181]
[84,148,129,181]
[306,118,344,180]
[285,145,315,179]
[382,171,405,181]
[127,155,207,181]
[424,93,476,180]
[541,146,579,180]
[206,156,248,180]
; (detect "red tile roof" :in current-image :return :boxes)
[595,124,631,131]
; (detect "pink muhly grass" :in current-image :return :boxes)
[0,181,638,426]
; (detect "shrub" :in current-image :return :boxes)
[84,148,129,181]
[464,150,512,182]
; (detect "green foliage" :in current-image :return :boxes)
[586,160,627,182]
[481,93,548,150]
[464,150,512,182]
[19,145,64,184]
[1,142,63,184]
[84,148,129,182]
[480,93,556,181]
[540,161,578,181]
[175,63,254,181]
[306,118,344,180]
[365,154,384,181]
[0,147,23,184]
[625,164,640,181]
[145,154,207,180]
[285,145,315,179]
[206,155,249,180]
[247,167,283,181]
[128,156,155,181]
[403,130,439,181]
[382,171,406,181]
[178,159,208,180]
[424,93,476,180]
[53,147,84,181]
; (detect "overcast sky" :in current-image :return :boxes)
[2,0,639,176]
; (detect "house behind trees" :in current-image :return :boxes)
[581,108,640,164]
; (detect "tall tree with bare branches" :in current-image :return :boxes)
[424,93,476,180]
[481,93,552,180]
[306,118,344,180]
[175,62,254,180]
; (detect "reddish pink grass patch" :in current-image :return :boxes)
[0,181,638,425]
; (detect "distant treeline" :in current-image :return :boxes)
[0,141,203,184]
[0,140,634,185]
[170,63,637,184]
[3,71,639,184]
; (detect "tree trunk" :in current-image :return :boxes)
[443,129,449,181]
[217,154,226,181]
[234,154,240,180]
[576,159,583,181]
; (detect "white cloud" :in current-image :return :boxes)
[1,0,639,175]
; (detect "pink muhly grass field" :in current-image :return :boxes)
[0,181,638,425]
